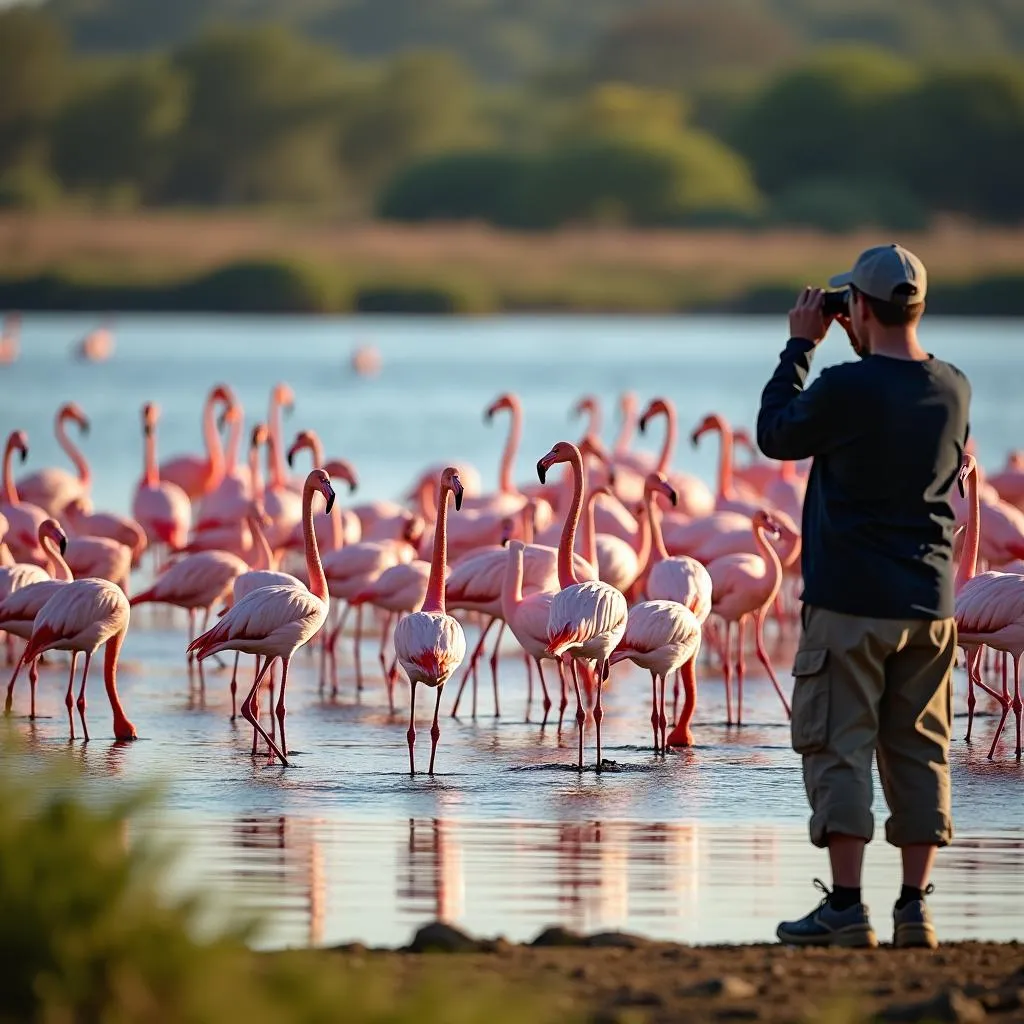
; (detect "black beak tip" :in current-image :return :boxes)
[325,490,336,515]
[536,461,547,484]
[638,417,647,435]
[81,421,90,437]
[348,479,357,494]
[454,487,464,512]
[19,448,27,464]
[286,451,295,468]
[690,433,699,449]
[59,537,68,555]
[957,476,965,499]
[608,469,617,487]
[668,487,678,507]
[501,536,509,548]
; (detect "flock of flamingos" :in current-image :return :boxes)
[0,377,1022,774]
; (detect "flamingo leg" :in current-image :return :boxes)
[535,658,552,722]
[672,670,680,721]
[241,656,288,766]
[556,659,568,736]
[248,657,264,755]
[594,659,606,769]
[569,657,586,769]
[267,663,277,743]
[524,654,533,722]
[327,604,350,698]
[407,679,418,776]
[737,616,747,726]
[378,611,394,683]
[428,685,444,775]
[756,610,791,718]
[488,621,505,718]
[658,672,668,752]
[965,646,978,742]
[274,656,291,762]
[187,608,197,662]
[450,617,495,718]
[76,651,92,742]
[666,657,698,747]
[1014,653,1023,760]
[4,651,26,715]
[230,652,240,720]
[28,658,38,720]
[987,652,1012,760]
[354,605,364,693]
[650,671,660,753]
[722,620,734,725]
[65,651,79,740]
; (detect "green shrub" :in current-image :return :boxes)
[177,258,345,312]
[769,176,930,233]
[0,165,63,210]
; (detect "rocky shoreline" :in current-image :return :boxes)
[321,922,1024,1023]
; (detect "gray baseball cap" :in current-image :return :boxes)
[829,243,927,305]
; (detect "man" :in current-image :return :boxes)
[757,243,971,949]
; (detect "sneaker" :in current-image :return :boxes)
[776,879,879,948]
[893,886,938,949]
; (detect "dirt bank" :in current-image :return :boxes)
[322,923,1024,1023]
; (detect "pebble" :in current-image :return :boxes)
[405,921,479,953]
[532,925,585,947]
[882,988,987,1023]
[685,976,759,999]
[586,931,649,950]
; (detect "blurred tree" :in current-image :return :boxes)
[0,9,68,174]
[51,59,187,203]
[339,52,488,193]
[556,84,690,146]
[589,5,798,91]
[885,63,1024,221]
[729,46,920,195]
[45,0,210,51]
[169,25,351,205]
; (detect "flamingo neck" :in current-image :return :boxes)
[248,517,275,571]
[614,405,635,456]
[714,419,736,500]
[501,543,525,619]
[557,449,584,589]
[498,401,521,496]
[655,406,676,476]
[224,415,242,476]
[583,404,601,438]
[302,481,329,604]
[422,486,450,614]
[143,423,159,489]
[57,412,91,488]
[956,468,980,590]
[581,488,600,570]
[249,441,264,502]
[269,396,288,485]
[301,433,324,469]
[2,440,18,504]
[754,523,784,604]
[43,535,73,581]
[633,504,652,567]
[202,394,226,486]
[647,493,669,565]
[104,629,136,739]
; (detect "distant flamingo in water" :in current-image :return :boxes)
[17,402,92,516]
[538,441,628,770]
[132,403,192,556]
[394,468,467,775]
[189,469,336,765]
[17,578,137,741]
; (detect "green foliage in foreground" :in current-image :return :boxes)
[0,740,567,1024]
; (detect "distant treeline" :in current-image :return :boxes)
[1,6,1023,232]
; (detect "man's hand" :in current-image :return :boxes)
[788,287,830,346]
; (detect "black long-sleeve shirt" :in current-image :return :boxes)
[757,338,971,619]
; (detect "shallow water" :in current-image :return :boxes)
[4,313,1024,946]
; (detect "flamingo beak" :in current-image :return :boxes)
[80,417,91,436]
[324,484,336,515]
[18,446,27,464]
[690,430,701,448]
[346,475,357,494]
[536,459,548,484]
[638,415,648,435]
[453,481,464,511]
[59,535,67,555]
[608,468,617,488]
[957,465,969,498]
[287,449,296,468]
[667,484,678,507]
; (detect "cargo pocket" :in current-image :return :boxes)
[791,647,830,754]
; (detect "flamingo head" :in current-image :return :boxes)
[690,413,724,448]
[578,432,610,466]
[536,441,580,484]
[500,515,515,547]
[60,402,90,435]
[638,397,670,434]
[323,458,358,494]
[402,513,427,546]
[570,395,599,421]
[439,466,464,511]
[306,469,335,515]
[210,383,236,410]
[286,429,315,468]
[250,423,269,452]
[6,430,28,463]
[484,393,517,423]
[958,452,977,497]
[732,427,755,454]
[142,403,159,435]
[753,509,783,539]
[38,518,67,556]
[272,383,295,414]
[618,391,638,420]
[644,472,677,507]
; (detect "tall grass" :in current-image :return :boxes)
[0,734,570,1024]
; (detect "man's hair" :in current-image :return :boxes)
[852,284,924,326]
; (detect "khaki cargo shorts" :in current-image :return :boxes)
[791,604,956,849]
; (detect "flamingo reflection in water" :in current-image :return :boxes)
[398,818,464,925]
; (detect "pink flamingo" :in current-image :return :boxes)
[458,393,532,517]
[130,548,248,670]
[0,510,11,566]
[18,578,136,742]
[730,428,782,496]
[571,395,603,440]
[262,414,302,552]
[0,313,20,364]
[579,484,648,594]
[0,519,71,712]
[285,430,360,548]
[0,431,51,566]
[704,510,791,725]
[17,402,92,516]
[65,536,132,592]
[988,451,1024,512]
[159,384,234,499]
[638,398,715,519]
[691,413,763,514]
[539,441,628,770]
[189,469,336,765]
[132,403,192,554]
[394,467,467,775]
[764,460,806,523]
[74,322,114,362]
[955,453,1024,758]
[612,391,655,476]
[195,399,250,528]
[63,497,147,566]
[610,599,702,752]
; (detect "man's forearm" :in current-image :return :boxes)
[756,337,818,459]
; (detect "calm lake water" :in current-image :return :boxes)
[3,313,1024,947]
